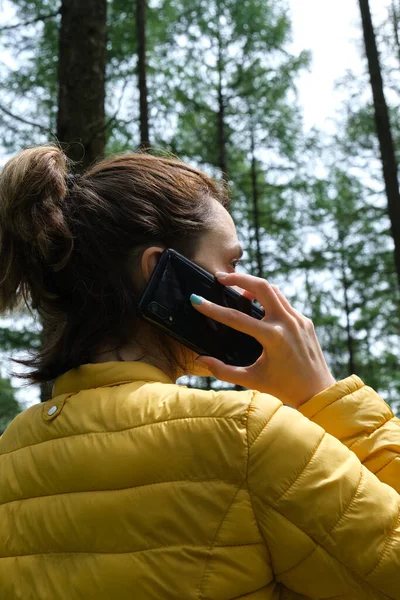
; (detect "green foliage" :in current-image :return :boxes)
[148,0,310,288]
[0,2,60,148]
[0,326,41,352]
[152,0,309,155]
[301,167,400,402]
[0,377,21,432]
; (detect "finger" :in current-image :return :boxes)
[195,356,250,387]
[215,272,284,319]
[190,294,265,340]
[230,285,257,303]
[270,285,300,319]
[242,289,256,302]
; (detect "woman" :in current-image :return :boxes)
[0,145,399,600]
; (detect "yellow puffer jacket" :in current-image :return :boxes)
[1,362,400,600]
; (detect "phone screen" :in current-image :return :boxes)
[138,249,264,367]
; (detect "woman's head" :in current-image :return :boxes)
[0,144,240,383]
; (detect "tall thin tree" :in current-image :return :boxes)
[137,0,150,148]
[249,121,263,278]
[391,0,400,65]
[215,4,228,185]
[40,0,107,401]
[358,0,400,291]
[57,0,107,171]
[337,228,356,375]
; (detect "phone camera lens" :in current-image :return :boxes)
[149,302,170,320]
[150,302,159,314]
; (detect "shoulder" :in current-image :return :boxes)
[137,381,256,423]
[0,381,287,457]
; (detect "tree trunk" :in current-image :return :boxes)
[57,0,107,172]
[250,126,263,278]
[358,0,400,291]
[41,0,107,402]
[217,79,228,184]
[137,0,150,148]
[391,0,400,66]
[338,233,356,375]
[216,3,228,186]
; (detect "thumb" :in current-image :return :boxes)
[195,356,249,387]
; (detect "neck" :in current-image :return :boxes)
[93,322,184,381]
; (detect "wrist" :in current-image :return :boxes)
[293,374,337,410]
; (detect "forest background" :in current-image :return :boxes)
[0,0,399,431]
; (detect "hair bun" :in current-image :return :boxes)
[0,144,72,311]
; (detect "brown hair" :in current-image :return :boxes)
[0,145,229,383]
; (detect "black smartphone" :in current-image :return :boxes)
[137,248,264,367]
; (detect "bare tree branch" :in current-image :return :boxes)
[85,77,131,147]
[0,102,53,134]
[0,11,59,33]
[104,77,131,132]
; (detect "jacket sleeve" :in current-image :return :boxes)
[246,392,400,599]
[298,375,400,492]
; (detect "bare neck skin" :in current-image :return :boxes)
[94,320,186,381]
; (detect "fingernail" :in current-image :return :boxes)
[190,294,204,305]
[215,271,228,278]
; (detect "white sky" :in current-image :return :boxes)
[0,0,394,406]
[289,0,390,132]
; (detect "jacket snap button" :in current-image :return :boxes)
[47,406,57,416]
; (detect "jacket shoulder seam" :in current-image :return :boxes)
[244,392,271,558]
[249,403,281,450]
[197,392,257,599]
[196,482,245,600]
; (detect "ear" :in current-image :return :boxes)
[141,246,165,282]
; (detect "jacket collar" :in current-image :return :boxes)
[52,362,174,398]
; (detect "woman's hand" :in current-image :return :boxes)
[190,271,336,409]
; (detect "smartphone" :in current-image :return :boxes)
[137,248,264,367]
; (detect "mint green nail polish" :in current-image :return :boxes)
[190,294,204,305]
